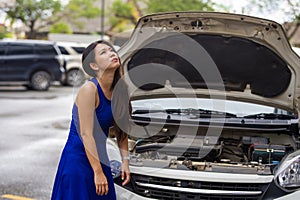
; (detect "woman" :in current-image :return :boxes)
[51,40,130,200]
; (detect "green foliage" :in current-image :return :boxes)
[4,0,62,38]
[65,0,101,19]
[0,25,7,39]
[144,0,216,14]
[2,0,102,38]
[109,0,222,32]
[112,0,134,18]
[57,0,101,32]
[49,22,73,34]
[109,0,138,32]
[6,0,61,23]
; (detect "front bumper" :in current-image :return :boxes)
[116,182,300,200]
[115,184,156,200]
[114,166,300,200]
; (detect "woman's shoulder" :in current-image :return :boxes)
[77,81,98,97]
[75,81,99,106]
[83,80,97,90]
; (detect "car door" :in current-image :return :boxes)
[5,43,34,81]
[0,43,7,81]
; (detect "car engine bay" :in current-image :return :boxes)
[128,125,298,175]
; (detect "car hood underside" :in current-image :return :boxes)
[127,34,291,98]
[119,12,300,112]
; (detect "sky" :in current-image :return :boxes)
[217,0,293,23]
[217,0,248,12]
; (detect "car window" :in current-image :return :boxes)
[71,46,85,54]
[58,46,70,55]
[7,44,34,55]
[36,45,57,55]
[0,45,6,55]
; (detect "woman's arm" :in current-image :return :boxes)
[76,82,108,196]
[118,134,130,186]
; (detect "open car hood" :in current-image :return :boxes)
[118,12,300,113]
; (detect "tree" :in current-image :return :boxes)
[2,0,102,38]
[0,25,9,39]
[62,0,101,31]
[109,0,223,33]
[49,22,73,34]
[108,0,141,33]
[144,0,216,13]
[4,0,62,39]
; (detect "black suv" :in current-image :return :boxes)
[0,40,65,91]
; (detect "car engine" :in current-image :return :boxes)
[128,126,296,175]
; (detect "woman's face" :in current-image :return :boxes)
[93,43,120,72]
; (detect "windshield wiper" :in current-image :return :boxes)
[243,113,296,120]
[184,108,237,118]
[133,108,237,118]
[133,109,181,115]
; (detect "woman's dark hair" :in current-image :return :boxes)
[82,40,121,91]
[112,78,132,143]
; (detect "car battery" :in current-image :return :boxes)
[242,136,269,160]
[252,144,292,164]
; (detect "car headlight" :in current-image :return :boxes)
[106,138,122,179]
[110,160,122,179]
[275,149,300,191]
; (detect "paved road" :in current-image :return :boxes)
[0,85,76,200]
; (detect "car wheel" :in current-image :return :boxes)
[30,71,51,91]
[66,69,85,86]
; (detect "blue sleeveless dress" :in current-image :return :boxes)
[51,78,116,200]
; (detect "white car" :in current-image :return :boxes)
[107,12,300,200]
[57,42,90,86]
[58,42,121,86]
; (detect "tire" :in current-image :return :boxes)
[30,71,51,91]
[66,69,85,86]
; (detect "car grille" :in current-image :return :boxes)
[131,174,269,200]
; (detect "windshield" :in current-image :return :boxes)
[131,98,292,117]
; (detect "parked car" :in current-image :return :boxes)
[107,12,300,200]
[0,39,65,91]
[56,42,89,86]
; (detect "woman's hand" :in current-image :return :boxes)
[94,170,109,196]
[121,160,130,186]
